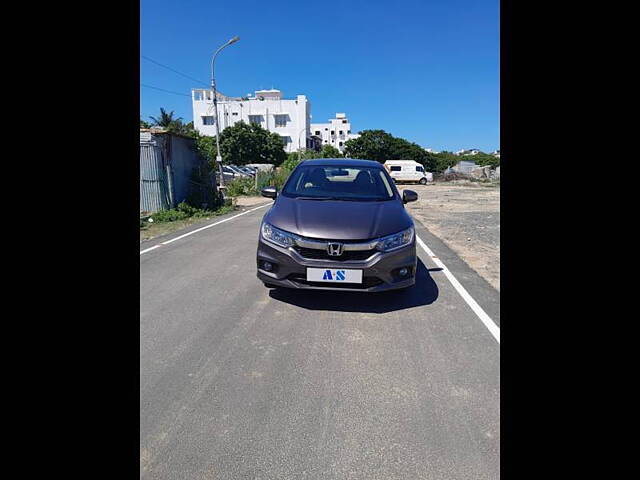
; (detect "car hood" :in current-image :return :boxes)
[263,195,413,241]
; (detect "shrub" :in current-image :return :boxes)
[223,162,300,198]
[146,201,234,224]
[282,155,303,172]
[225,176,258,197]
[150,209,190,223]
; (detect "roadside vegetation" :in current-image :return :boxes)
[140,201,235,242]
[142,107,499,203]
[343,129,500,173]
[223,144,355,197]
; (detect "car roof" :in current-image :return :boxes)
[301,158,383,168]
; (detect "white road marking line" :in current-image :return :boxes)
[140,203,271,256]
[416,234,500,344]
[139,245,161,255]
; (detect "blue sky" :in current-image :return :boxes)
[141,0,499,152]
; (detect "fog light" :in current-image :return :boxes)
[399,267,408,277]
[263,261,273,272]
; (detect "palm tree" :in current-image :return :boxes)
[149,108,183,128]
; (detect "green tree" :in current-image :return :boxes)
[469,152,500,168]
[320,144,342,158]
[167,119,197,136]
[343,129,438,170]
[343,130,397,162]
[218,121,287,166]
[183,121,195,134]
[140,118,151,128]
[429,151,459,173]
[149,108,183,129]
[193,132,216,162]
[389,137,431,165]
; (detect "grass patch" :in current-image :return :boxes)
[140,201,236,242]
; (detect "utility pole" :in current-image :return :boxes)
[210,36,240,189]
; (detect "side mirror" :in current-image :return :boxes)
[403,190,418,204]
[261,186,277,199]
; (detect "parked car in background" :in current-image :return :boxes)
[238,166,256,177]
[246,163,275,173]
[257,158,418,292]
[228,165,252,178]
[384,160,432,185]
[220,166,237,184]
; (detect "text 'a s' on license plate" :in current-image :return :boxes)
[306,268,363,283]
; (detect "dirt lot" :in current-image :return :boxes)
[403,181,500,291]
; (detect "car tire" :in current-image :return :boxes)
[419,178,427,185]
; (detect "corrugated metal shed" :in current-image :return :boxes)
[140,140,170,213]
[140,130,217,213]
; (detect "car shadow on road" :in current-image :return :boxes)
[268,258,439,313]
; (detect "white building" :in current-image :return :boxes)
[454,148,480,156]
[310,113,359,154]
[191,88,312,153]
[424,148,440,154]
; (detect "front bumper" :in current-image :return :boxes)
[256,238,417,292]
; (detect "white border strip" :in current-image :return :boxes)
[140,203,271,256]
[416,235,500,344]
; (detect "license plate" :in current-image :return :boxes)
[306,268,363,283]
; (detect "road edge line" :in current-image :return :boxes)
[416,234,500,344]
[140,203,270,256]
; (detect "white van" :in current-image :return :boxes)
[384,160,433,185]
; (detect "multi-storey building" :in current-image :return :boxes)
[191,88,312,153]
[310,113,359,153]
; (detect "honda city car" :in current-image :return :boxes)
[256,158,418,292]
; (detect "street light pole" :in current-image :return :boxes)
[298,127,307,162]
[210,36,240,189]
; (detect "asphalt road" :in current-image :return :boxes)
[140,203,500,480]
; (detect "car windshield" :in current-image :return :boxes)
[282,165,395,201]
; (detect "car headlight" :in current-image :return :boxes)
[376,226,414,252]
[261,222,298,248]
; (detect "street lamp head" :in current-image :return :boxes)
[228,36,240,45]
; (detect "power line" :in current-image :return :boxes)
[141,55,209,87]
[140,83,191,97]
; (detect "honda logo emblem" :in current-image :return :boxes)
[327,242,344,256]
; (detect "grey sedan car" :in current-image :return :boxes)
[256,158,418,292]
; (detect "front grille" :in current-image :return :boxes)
[292,246,377,262]
[288,273,384,289]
